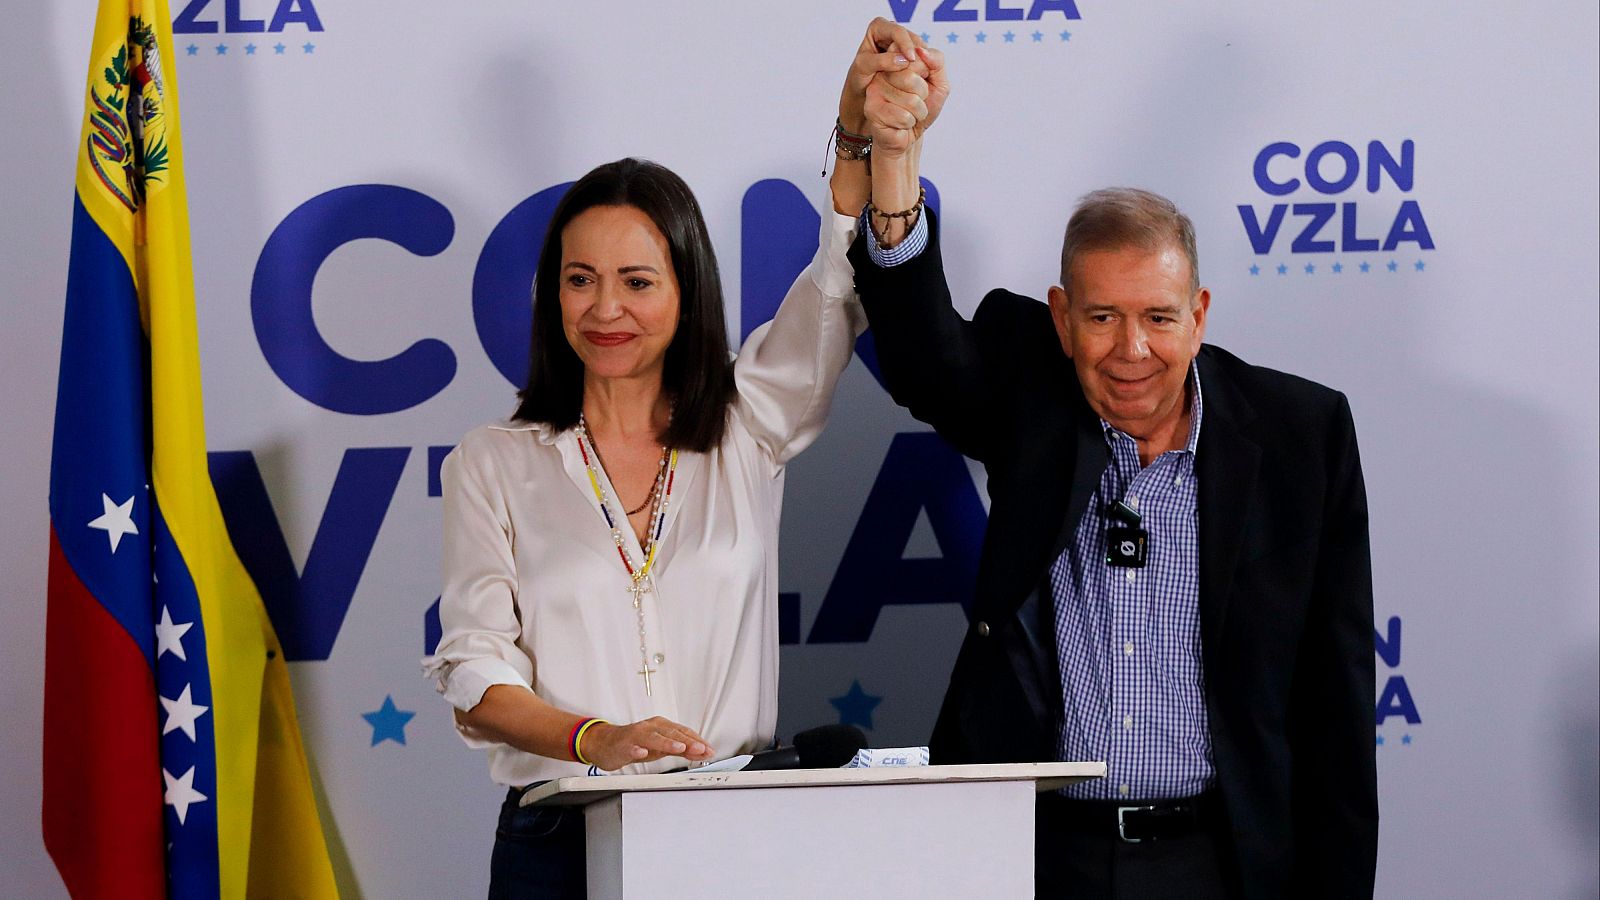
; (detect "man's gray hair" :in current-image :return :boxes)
[1059,188,1200,295]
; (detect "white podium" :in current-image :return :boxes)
[521,762,1104,900]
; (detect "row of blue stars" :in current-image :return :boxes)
[361,679,888,746]
[920,29,1072,44]
[370,685,1409,751]
[1251,259,1427,276]
[185,42,316,56]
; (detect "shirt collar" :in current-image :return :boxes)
[1099,361,1204,455]
[487,416,560,445]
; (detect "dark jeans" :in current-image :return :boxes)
[487,787,586,900]
[1035,793,1236,900]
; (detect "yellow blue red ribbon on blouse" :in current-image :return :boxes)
[44,1,338,896]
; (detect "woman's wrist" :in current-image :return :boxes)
[829,117,873,214]
[568,717,610,765]
[831,162,870,216]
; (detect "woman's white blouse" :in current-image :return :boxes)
[422,209,864,786]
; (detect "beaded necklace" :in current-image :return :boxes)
[574,414,678,696]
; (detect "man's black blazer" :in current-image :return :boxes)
[849,215,1378,899]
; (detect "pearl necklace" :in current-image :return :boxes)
[574,415,678,696]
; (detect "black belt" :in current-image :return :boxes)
[1039,790,1216,843]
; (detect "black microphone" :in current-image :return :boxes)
[739,724,867,772]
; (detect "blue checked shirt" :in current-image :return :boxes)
[860,206,930,266]
[1052,371,1213,801]
[867,217,1214,800]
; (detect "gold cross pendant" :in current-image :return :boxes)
[626,580,649,607]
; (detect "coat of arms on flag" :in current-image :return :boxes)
[86,16,170,212]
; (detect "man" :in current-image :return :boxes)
[843,22,1377,899]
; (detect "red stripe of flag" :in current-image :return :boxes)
[42,527,165,900]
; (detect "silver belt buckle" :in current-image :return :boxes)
[1117,804,1156,843]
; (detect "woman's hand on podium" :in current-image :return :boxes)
[583,716,715,772]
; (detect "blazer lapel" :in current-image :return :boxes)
[1009,382,1107,726]
[1054,407,1110,559]
[992,357,1102,616]
[1195,349,1262,650]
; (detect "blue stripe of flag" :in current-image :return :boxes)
[50,195,155,667]
[153,507,221,899]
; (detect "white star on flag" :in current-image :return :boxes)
[160,685,209,741]
[87,493,139,553]
[163,766,208,825]
[155,607,193,662]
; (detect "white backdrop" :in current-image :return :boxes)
[3,2,1596,898]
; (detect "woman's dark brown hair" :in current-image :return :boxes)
[514,158,734,451]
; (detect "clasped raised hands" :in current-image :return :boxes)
[841,17,950,158]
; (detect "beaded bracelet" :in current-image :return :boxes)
[866,186,926,244]
[568,717,609,766]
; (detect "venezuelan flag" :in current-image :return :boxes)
[44,2,338,896]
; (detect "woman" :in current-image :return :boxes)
[422,157,864,890]
[423,24,934,897]
[424,156,859,896]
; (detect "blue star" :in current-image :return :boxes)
[1060,30,1073,41]
[1249,264,1260,276]
[274,43,286,54]
[1304,263,1315,274]
[920,32,931,43]
[829,680,883,731]
[1003,30,1016,42]
[244,43,257,55]
[1386,260,1398,272]
[1276,263,1288,275]
[1331,262,1344,273]
[1032,30,1044,42]
[185,44,199,56]
[214,44,227,55]
[1401,734,1412,745]
[947,32,959,43]
[1359,261,1371,273]
[303,42,316,53]
[975,31,987,43]
[1375,734,1385,746]
[362,695,416,747]
[1414,260,1425,271]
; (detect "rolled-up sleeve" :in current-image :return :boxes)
[421,440,533,747]
[733,207,867,465]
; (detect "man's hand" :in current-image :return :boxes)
[865,45,949,159]
[579,716,714,772]
[864,45,948,247]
